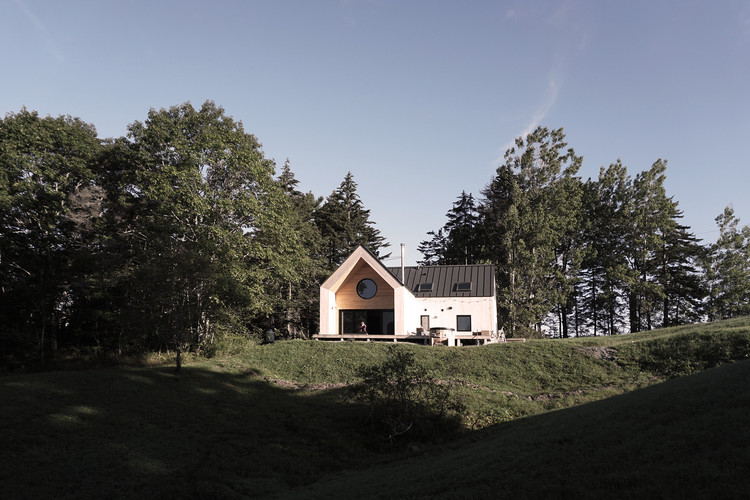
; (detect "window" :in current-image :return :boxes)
[456,282,472,292]
[357,279,377,299]
[418,283,433,292]
[456,315,471,332]
[340,310,394,334]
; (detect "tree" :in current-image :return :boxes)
[105,101,293,366]
[655,219,706,326]
[0,109,101,365]
[547,173,584,338]
[579,161,639,335]
[271,159,327,338]
[578,159,707,335]
[417,228,447,266]
[705,206,750,320]
[418,191,483,266]
[624,160,674,332]
[480,126,582,337]
[315,172,390,268]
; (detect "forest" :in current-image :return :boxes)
[2,101,749,368]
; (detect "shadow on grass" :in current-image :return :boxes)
[286,359,750,499]
[0,364,393,499]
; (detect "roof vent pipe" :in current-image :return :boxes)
[400,243,405,283]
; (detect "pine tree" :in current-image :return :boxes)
[579,162,633,335]
[418,191,482,266]
[655,218,706,326]
[417,228,447,266]
[273,159,326,338]
[315,172,390,268]
[705,206,750,320]
[443,191,482,264]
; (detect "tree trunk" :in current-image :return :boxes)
[629,291,640,333]
[561,303,569,338]
[175,344,182,372]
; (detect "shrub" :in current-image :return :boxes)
[349,346,465,445]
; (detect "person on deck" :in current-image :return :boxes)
[359,321,367,333]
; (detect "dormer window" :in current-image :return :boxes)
[456,282,472,292]
[418,283,433,292]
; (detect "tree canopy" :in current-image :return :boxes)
[0,103,388,368]
[2,104,746,369]
[421,126,731,338]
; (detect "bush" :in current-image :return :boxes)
[349,346,465,445]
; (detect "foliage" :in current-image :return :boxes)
[421,127,711,337]
[705,205,750,320]
[418,191,482,265]
[480,126,583,337]
[0,108,101,365]
[349,346,465,444]
[273,159,328,338]
[314,171,390,268]
[0,103,390,368]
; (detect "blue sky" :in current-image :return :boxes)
[3,0,749,265]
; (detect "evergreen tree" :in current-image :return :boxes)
[655,219,706,326]
[272,159,326,338]
[418,191,482,266]
[579,159,707,335]
[705,206,750,320]
[442,191,482,264]
[480,126,582,337]
[578,162,633,335]
[315,172,390,268]
[625,160,673,332]
[548,173,584,338]
[417,228,447,266]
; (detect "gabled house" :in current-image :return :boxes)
[318,245,498,345]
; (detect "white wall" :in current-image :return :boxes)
[398,287,419,334]
[413,296,497,333]
[319,288,336,335]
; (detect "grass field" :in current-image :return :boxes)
[2,317,749,498]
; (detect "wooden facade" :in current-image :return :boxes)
[334,260,394,310]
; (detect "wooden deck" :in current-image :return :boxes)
[312,333,507,346]
[312,333,431,344]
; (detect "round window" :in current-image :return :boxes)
[357,278,377,299]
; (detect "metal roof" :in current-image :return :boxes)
[386,264,495,298]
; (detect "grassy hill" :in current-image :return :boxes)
[2,317,749,499]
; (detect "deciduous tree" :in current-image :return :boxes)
[0,109,101,364]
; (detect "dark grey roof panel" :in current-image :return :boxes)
[386,264,495,297]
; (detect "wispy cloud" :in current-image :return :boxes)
[13,0,64,63]
[496,77,560,163]
[740,5,750,40]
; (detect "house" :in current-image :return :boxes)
[317,245,499,345]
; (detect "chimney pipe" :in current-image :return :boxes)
[400,243,405,283]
